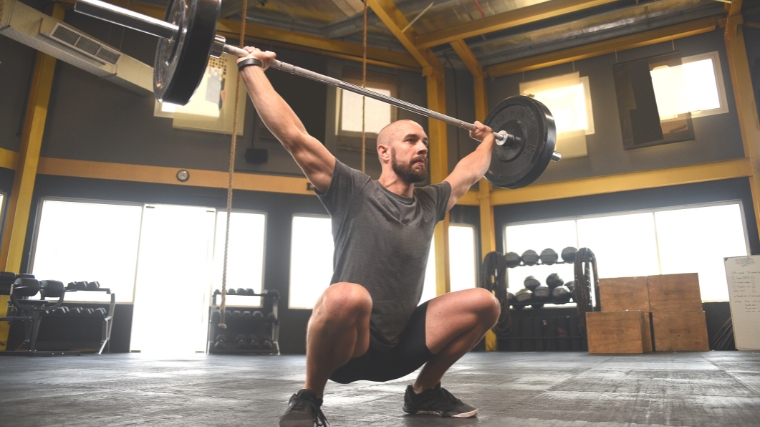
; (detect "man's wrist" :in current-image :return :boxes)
[237,57,263,71]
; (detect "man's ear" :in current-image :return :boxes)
[377,144,390,162]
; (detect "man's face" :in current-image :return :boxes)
[388,122,429,184]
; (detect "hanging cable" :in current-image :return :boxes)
[361,0,368,173]
[219,0,249,329]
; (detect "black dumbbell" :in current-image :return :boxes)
[266,312,277,321]
[231,310,242,319]
[252,311,264,320]
[521,250,539,266]
[242,310,252,319]
[248,335,260,349]
[40,280,65,298]
[546,273,564,289]
[84,308,95,315]
[515,288,533,304]
[534,284,551,301]
[260,336,274,350]
[236,288,246,295]
[263,289,280,299]
[524,276,540,291]
[12,278,40,297]
[71,307,82,315]
[227,288,237,295]
[86,281,100,290]
[561,247,578,263]
[504,252,521,268]
[95,308,107,316]
[552,285,572,304]
[235,334,248,349]
[540,248,558,265]
[245,288,255,296]
[75,281,87,290]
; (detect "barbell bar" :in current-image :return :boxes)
[74,0,561,188]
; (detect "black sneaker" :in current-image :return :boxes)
[403,383,478,418]
[279,389,328,427]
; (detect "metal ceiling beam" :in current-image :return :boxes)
[366,0,442,73]
[415,0,619,49]
[485,17,718,77]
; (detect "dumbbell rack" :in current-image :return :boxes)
[37,289,116,354]
[509,253,576,310]
[207,290,280,355]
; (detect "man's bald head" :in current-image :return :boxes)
[376,120,425,151]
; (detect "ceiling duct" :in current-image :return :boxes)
[0,0,152,94]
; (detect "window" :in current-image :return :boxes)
[213,211,267,307]
[504,202,749,303]
[289,215,334,309]
[520,72,593,158]
[336,67,399,152]
[649,51,728,121]
[31,199,143,303]
[449,225,478,293]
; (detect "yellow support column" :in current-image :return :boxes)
[0,6,62,351]
[724,2,760,243]
[427,70,451,297]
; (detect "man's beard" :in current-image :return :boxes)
[391,148,427,183]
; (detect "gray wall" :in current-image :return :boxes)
[487,30,744,185]
[0,36,37,153]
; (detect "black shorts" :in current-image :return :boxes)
[329,301,434,384]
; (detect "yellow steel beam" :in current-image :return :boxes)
[37,158,315,195]
[0,148,19,170]
[55,0,420,70]
[367,0,442,73]
[491,158,752,206]
[0,4,63,351]
[416,0,618,49]
[426,70,451,296]
[724,2,760,243]
[486,17,718,78]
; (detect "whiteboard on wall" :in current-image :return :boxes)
[724,256,760,350]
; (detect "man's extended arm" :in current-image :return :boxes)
[238,48,335,193]
[442,122,495,211]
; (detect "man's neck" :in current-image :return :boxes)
[379,174,414,198]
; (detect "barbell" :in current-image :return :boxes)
[74,0,561,189]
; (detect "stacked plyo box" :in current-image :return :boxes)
[587,277,652,354]
[648,273,709,352]
[587,273,709,354]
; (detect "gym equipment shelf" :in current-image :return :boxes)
[207,290,280,355]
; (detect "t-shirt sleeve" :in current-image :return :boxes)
[419,181,452,222]
[316,159,370,216]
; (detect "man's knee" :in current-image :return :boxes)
[471,288,501,326]
[316,282,372,323]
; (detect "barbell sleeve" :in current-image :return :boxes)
[75,0,178,40]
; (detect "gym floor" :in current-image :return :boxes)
[1,352,759,426]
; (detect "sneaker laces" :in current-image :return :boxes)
[291,396,328,426]
[433,386,461,409]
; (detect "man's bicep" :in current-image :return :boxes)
[443,170,474,211]
[290,134,336,193]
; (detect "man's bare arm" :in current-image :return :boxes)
[442,122,494,211]
[238,48,335,193]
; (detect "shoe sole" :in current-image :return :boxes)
[403,408,479,418]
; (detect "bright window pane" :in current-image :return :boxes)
[505,220,576,293]
[651,57,721,119]
[577,213,660,279]
[289,216,333,309]
[341,88,392,133]
[655,204,748,301]
[213,211,266,307]
[533,83,588,134]
[449,225,477,293]
[31,200,142,303]
[419,235,437,305]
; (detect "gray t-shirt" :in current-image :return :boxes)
[317,160,452,352]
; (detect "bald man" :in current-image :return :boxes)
[238,48,500,427]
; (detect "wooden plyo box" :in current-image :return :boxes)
[600,277,650,312]
[647,273,703,312]
[652,311,709,352]
[586,311,650,354]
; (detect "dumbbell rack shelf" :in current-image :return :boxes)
[37,289,116,354]
[207,291,280,355]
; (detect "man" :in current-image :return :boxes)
[237,47,501,427]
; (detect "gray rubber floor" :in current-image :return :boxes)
[1,351,759,426]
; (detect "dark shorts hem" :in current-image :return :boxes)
[329,301,433,384]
